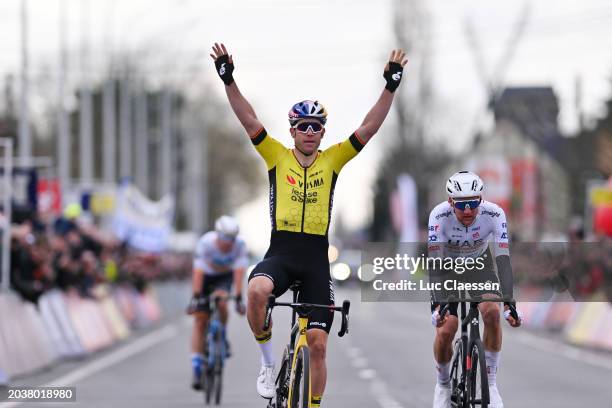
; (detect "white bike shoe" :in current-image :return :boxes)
[488,384,504,408]
[257,364,276,399]
[433,382,451,408]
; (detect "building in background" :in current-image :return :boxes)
[436,86,571,241]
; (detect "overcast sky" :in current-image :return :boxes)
[2,0,612,253]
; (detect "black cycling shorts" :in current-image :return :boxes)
[196,271,233,313]
[430,248,502,317]
[249,231,335,333]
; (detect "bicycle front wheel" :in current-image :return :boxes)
[450,338,466,408]
[204,365,215,405]
[289,346,310,408]
[214,362,223,405]
[467,339,489,408]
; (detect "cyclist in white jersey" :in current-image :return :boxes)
[428,171,522,408]
[188,216,248,390]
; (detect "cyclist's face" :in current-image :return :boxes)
[291,120,325,155]
[449,196,481,226]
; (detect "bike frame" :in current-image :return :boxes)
[263,286,349,408]
[287,315,310,407]
[204,296,230,368]
[461,302,482,374]
[285,285,309,407]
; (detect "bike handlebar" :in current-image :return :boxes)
[262,294,351,337]
[438,297,518,322]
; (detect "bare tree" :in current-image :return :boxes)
[370,0,449,240]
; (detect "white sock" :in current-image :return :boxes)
[485,351,500,386]
[435,360,451,385]
[259,340,275,367]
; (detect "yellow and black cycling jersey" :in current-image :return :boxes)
[251,128,364,237]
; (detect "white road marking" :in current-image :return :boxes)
[345,344,406,408]
[352,357,369,368]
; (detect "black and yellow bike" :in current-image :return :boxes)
[263,282,350,408]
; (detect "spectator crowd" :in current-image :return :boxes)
[2,204,190,305]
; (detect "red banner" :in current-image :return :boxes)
[37,178,62,215]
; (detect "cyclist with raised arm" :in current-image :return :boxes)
[188,215,247,391]
[210,42,407,407]
[428,171,522,408]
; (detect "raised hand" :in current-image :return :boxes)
[210,42,235,86]
[383,49,408,93]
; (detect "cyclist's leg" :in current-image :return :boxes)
[478,299,502,352]
[298,253,334,406]
[471,248,503,352]
[247,256,291,340]
[247,255,293,398]
[306,329,327,407]
[431,300,458,407]
[190,275,215,389]
[191,268,207,356]
[193,274,217,354]
[432,301,459,383]
[192,310,211,354]
[470,252,503,403]
[431,273,460,384]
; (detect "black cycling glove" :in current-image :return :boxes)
[215,54,235,86]
[383,61,404,93]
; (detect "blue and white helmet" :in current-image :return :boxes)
[288,100,328,126]
[446,171,484,199]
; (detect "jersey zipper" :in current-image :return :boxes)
[300,167,307,232]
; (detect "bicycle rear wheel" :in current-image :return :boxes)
[289,346,310,408]
[467,339,489,407]
[450,338,467,408]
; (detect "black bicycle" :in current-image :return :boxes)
[263,282,350,408]
[439,297,518,408]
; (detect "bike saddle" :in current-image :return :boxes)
[290,280,302,292]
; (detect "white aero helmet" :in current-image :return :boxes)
[215,215,240,238]
[446,171,484,199]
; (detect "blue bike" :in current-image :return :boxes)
[201,294,236,405]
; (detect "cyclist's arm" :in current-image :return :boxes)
[354,90,395,143]
[492,208,513,301]
[210,43,263,136]
[232,242,249,297]
[354,49,407,143]
[233,267,245,297]
[192,268,204,296]
[225,82,264,137]
[192,237,209,296]
[427,210,447,305]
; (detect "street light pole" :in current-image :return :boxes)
[57,0,71,201]
[0,138,13,292]
[19,0,31,168]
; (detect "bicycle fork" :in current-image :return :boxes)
[287,316,311,407]
[207,320,226,368]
